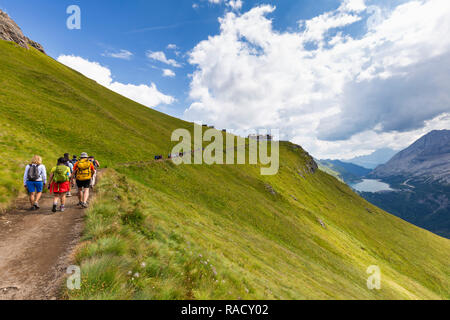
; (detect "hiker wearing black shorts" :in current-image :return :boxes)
[72,152,95,208]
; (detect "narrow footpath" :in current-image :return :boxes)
[0,188,91,300]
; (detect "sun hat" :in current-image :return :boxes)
[80,152,89,158]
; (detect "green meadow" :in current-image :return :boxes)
[0,40,449,299]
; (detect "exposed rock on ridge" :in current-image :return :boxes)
[0,9,45,53]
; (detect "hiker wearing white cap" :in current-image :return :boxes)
[72,152,96,208]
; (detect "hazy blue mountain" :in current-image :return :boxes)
[346,148,397,169]
[318,159,371,184]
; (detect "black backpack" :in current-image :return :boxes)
[27,164,40,181]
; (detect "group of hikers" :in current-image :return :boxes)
[23,153,100,212]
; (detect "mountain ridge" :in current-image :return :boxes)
[345,148,397,169]
[370,130,450,184]
[0,9,45,53]
[318,159,371,184]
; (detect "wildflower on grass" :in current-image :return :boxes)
[141,262,146,268]
[127,270,132,275]
[134,272,140,278]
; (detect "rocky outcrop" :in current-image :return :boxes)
[305,157,318,174]
[0,9,45,53]
[25,37,45,53]
[290,143,318,176]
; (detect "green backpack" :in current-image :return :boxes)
[53,165,69,183]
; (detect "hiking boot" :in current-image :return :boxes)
[60,205,65,212]
[52,204,57,213]
[81,202,88,208]
[77,201,83,206]
[30,206,36,211]
[34,203,40,209]
[67,192,72,197]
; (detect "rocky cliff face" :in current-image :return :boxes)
[0,9,45,53]
[370,130,450,184]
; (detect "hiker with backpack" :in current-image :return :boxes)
[71,155,78,165]
[48,157,72,212]
[89,156,100,169]
[72,152,96,208]
[88,156,100,188]
[23,155,47,210]
[63,153,74,197]
[64,153,74,173]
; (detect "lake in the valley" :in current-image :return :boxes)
[351,179,393,193]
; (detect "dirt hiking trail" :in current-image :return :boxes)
[0,186,92,300]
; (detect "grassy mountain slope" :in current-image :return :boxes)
[1,40,449,299]
[317,161,343,182]
[318,159,371,184]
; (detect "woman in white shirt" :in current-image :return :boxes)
[23,155,47,210]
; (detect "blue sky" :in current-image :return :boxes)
[1,0,341,117]
[1,0,449,159]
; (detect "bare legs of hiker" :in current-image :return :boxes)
[28,191,42,210]
[78,187,90,208]
[28,192,35,207]
[52,193,66,212]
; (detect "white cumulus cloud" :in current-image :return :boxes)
[146,51,181,67]
[185,0,450,159]
[206,0,243,10]
[57,55,175,108]
[162,69,176,77]
[227,0,243,10]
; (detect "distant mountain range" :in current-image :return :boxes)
[346,148,397,169]
[318,148,397,184]
[364,130,450,238]
[370,130,450,185]
[317,159,371,184]
[319,130,450,238]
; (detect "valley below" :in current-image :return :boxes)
[360,177,450,239]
